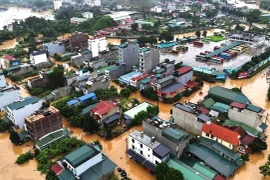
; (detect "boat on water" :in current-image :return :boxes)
[266,66,270,83]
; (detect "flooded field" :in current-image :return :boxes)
[0,38,17,50]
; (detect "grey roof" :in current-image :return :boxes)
[159,82,185,94]
[81,103,98,115]
[32,50,47,56]
[103,113,120,124]
[4,97,40,111]
[197,114,210,122]
[129,130,160,149]
[153,144,170,158]
[162,127,189,141]
[173,103,193,113]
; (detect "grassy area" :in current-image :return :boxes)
[207,35,226,42]
[144,17,158,23]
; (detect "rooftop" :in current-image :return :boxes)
[162,127,189,141]
[153,144,170,158]
[210,102,230,113]
[246,104,263,113]
[124,102,153,119]
[91,101,118,117]
[156,75,175,84]
[202,122,240,146]
[25,106,60,122]
[78,93,96,102]
[4,97,40,111]
[129,130,160,149]
[192,162,217,179]
[173,102,193,113]
[4,55,15,61]
[202,98,215,109]
[175,66,193,75]
[230,102,246,109]
[81,103,98,115]
[70,17,87,22]
[65,145,100,167]
[159,82,185,94]
[223,119,260,137]
[32,50,47,56]
[118,71,143,85]
[131,73,150,81]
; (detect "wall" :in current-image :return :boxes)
[43,42,65,56]
[8,62,53,76]
[99,49,118,60]
[106,66,126,79]
[119,43,139,71]
[228,107,262,129]
[0,74,6,88]
[101,106,120,122]
[81,79,110,94]
[172,106,204,135]
[176,71,193,84]
[140,48,160,73]
[0,88,20,111]
[201,131,234,150]
[76,152,102,176]
[71,53,92,67]
[142,121,189,158]
[10,101,42,128]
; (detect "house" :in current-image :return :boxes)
[168,18,186,27]
[167,2,176,12]
[27,69,50,89]
[90,101,120,126]
[3,97,43,128]
[43,41,65,56]
[143,118,190,158]
[150,6,162,13]
[172,102,211,134]
[43,86,72,102]
[228,102,267,132]
[55,144,116,180]
[1,55,20,68]
[208,86,251,105]
[0,86,20,111]
[67,93,97,106]
[106,11,139,21]
[0,70,7,88]
[124,102,153,125]
[139,47,160,73]
[233,126,255,147]
[88,36,108,58]
[118,71,143,85]
[174,66,193,84]
[135,20,154,28]
[70,17,88,24]
[24,106,62,140]
[71,50,92,67]
[130,73,150,88]
[201,122,241,150]
[82,12,93,19]
[67,32,89,52]
[127,130,170,173]
[118,41,140,71]
[30,50,48,65]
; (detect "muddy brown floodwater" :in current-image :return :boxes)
[1,69,270,180]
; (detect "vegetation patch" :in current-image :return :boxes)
[207,35,225,42]
[16,151,34,164]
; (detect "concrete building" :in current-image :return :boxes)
[71,50,92,67]
[118,41,140,71]
[139,47,160,73]
[143,118,190,158]
[30,50,48,65]
[106,11,139,21]
[67,32,89,52]
[130,73,150,88]
[172,102,211,134]
[150,6,162,13]
[25,106,62,140]
[70,17,88,24]
[0,70,7,88]
[94,0,101,6]
[118,71,143,85]
[1,55,20,68]
[53,0,62,10]
[0,86,20,111]
[202,122,241,150]
[82,12,93,19]
[127,130,170,172]
[27,69,50,89]
[55,144,116,179]
[228,102,266,132]
[124,102,153,125]
[43,41,65,56]
[88,36,108,58]
[174,66,193,84]
[3,97,43,128]
[43,86,72,102]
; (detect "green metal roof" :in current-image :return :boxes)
[97,65,117,74]
[193,162,217,179]
[4,97,40,111]
[162,127,189,141]
[36,129,71,150]
[202,98,215,108]
[208,86,250,105]
[18,129,29,141]
[246,104,262,113]
[65,145,99,167]
[167,159,211,180]
[119,44,128,48]
[140,47,149,53]
[210,102,230,113]
[6,65,21,71]
[81,103,98,115]
[223,119,260,137]
[0,70,3,75]
[141,78,150,84]
[156,75,174,84]
[58,169,76,180]
[211,71,226,76]
[155,68,165,74]
[124,102,152,119]
[205,41,243,58]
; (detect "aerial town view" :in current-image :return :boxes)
[1,0,270,179]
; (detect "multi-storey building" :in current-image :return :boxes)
[88,36,108,58]
[67,32,89,52]
[139,47,160,73]
[25,106,62,140]
[118,41,139,71]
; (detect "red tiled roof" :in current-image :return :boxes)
[198,106,209,115]
[230,102,246,109]
[214,174,226,180]
[4,55,15,61]
[131,74,150,81]
[91,101,117,117]
[202,123,240,146]
[185,80,199,89]
[233,126,246,139]
[176,66,193,75]
[51,163,64,175]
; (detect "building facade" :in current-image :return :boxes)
[25,106,62,140]
[43,41,65,56]
[30,50,48,65]
[88,36,108,58]
[67,32,89,52]
[139,47,160,73]
[174,66,193,84]
[118,41,140,71]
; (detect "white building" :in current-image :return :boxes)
[94,0,101,6]
[150,6,162,13]
[88,36,108,58]
[106,11,138,21]
[0,86,20,111]
[127,130,170,170]
[0,70,6,88]
[30,50,48,65]
[53,0,62,10]
[3,97,42,128]
[82,12,93,19]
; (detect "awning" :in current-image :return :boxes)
[143,161,156,172]
[259,123,268,131]
[103,113,120,125]
[127,149,146,164]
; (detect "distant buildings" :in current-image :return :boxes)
[30,50,48,65]
[88,36,108,58]
[25,106,62,140]
[150,6,162,13]
[118,41,140,71]
[67,32,89,52]
[106,11,139,21]
[53,0,62,10]
[3,97,43,128]
[139,47,160,73]
[82,12,93,19]
[1,55,20,68]
[127,130,170,172]
[174,66,193,84]
[70,17,88,24]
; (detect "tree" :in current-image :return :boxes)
[147,106,159,116]
[241,154,249,161]
[155,163,169,180]
[121,38,128,44]
[203,30,207,37]
[120,88,131,98]
[249,138,267,153]
[0,120,11,132]
[83,115,100,133]
[46,170,58,180]
[9,129,21,145]
[47,65,65,89]
[166,168,184,180]
[131,23,138,31]
[260,161,270,178]
[159,31,174,42]
[231,87,242,92]
[195,30,201,38]
[246,9,262,30]
[93,140,103,150]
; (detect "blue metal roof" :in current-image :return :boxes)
[66,99,79,106]
[78,93,96,102]
[197,114,210,122]
[153,144,170,158]
[173,103,193,113]
[103,113,120,124]
[118,71,143,85]
[127,149,146,164]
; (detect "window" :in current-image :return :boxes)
[132,139,135,143]
[155,160,159,165]
[220,141,223,144]
[211,135,214,139]
[205,133,209,137]
[140,144,143,148]
[148,148,150,151]
[132,145,135,149]
[140,150,143,155]
[148,154,150,157]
